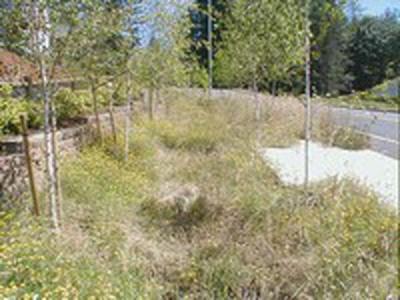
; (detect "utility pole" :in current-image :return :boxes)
[304,1,311,190]
[208,0,213,99]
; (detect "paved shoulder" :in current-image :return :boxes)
[326,107,399,159]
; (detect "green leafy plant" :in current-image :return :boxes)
[54,88,91,122]
[0,84,43,135]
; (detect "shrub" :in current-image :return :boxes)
[0,84,43,135]
[54,88,91,122]
[314,112,369,150]
[330,127,369,150]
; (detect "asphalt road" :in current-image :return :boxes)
[327,107,399,159]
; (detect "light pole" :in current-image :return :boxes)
[208,0,213,99]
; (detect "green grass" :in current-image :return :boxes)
[321,78,400,112]
[323,95,399,112]
[0,95,397,299]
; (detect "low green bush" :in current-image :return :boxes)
[54,88,91,122]
[0,84,43,135]
[314,113,369,150]
[330,127,370,150]
[152,120,223,153]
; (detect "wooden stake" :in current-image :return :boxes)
[20,115,40,217]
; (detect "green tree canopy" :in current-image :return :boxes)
[189,0,231,71]
[348,11,400,90]
[215,0,306,90]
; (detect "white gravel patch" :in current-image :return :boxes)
[263,141,398,209]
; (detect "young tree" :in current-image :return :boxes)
[310,0,351,95]
[67,1,137,142]
[0,0,87,230]
[216,0,305,121]
[304,0,312,189]
[136,0,192,118]
[0,0,137,230]
[189,0,231,71]
[347,13,400,90]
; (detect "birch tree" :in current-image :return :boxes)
[0,0,83,230]
[67,1,137,142]
[0,0,128,230]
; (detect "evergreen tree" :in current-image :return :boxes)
[347,12,400,91]
[310,0,351,95]
[189,0,230,71]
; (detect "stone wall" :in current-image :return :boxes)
[0,106,128,205]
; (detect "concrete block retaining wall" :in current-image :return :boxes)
[0,107,127,205]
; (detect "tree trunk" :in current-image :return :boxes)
[304,16,312,190]
[90,81,103,143]
[148,88,154,120]
[141,90,147,112]
[50,99,62,228]
[124,84,134,162]
[109,93,117,145]
[207,0,213,99]
[253,80,261,122]
[272,81,277,97]
[40,57,60,231]
[164,89,170,117]
[154,88,161,117]
[33,1,61,231]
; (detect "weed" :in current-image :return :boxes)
[1,93,397,299]
[314,112,369,150]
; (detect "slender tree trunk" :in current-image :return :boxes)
[109,93,117,145]
[207,0,213,99]
[124,84,134,162]
[153,89,158,117]
[304,12,312,190]
[253,79,261,122]
[148,88,154,120]
[164,89,170,117]
[272,81,277,97]
[141,90,147,112]
[90,80,103,143]
[253,79,262,144]
[50,99,62,227]
[32,0,61,230]
[40,57,60,231]
[154,88,161,117]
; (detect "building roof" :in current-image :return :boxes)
[0,49,38,83]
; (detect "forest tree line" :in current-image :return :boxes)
[190,0,400,96]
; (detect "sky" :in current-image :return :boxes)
[359,0,400,16]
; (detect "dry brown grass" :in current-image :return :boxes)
[0,91,397,299]
[313,108,370,150]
